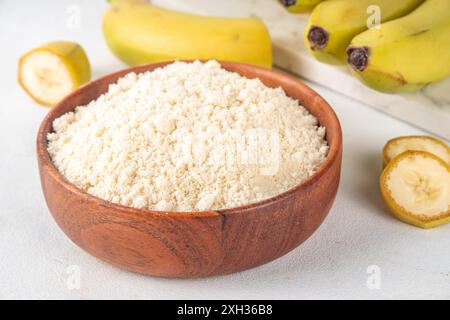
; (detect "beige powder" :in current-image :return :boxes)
[47,61,328,211]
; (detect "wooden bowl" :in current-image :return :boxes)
[37,61,342,278]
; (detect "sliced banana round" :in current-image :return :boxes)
[382,135,450,167]
[380,151,450,229]
[18,41,91,107]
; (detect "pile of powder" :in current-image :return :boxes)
[47,60,328,211]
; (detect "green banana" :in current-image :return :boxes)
[347,0,450,93]
[304,0,425,64]
[102,0,272,68]
[278,0,324,13]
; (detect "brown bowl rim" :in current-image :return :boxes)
[37,60,342,219]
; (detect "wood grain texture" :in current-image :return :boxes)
[36,61,343,278]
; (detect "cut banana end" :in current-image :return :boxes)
[18,41,91,107]
[382,136,450,168]
[380,151,450,229]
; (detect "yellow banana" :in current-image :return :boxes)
[102,0,272,68]
[347,0,450,93]
[278,0,324,13]
[304,0,425,64]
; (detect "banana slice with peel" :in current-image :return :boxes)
[18,41,91,107]
[382,136,450,167]
[380,151,450,229]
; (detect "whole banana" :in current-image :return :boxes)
[102,0,272,68]
[304,0,425,64]
[347,0,450,93]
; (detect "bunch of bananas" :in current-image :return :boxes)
[281,0,450,94]
[278,0,324,13]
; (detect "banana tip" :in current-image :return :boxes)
[307,26,329,50]
[279,0,297,7]
[347,46,370,72]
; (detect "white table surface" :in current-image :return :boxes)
[1,0,449,300]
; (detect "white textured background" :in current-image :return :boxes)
[0,0,449,299]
